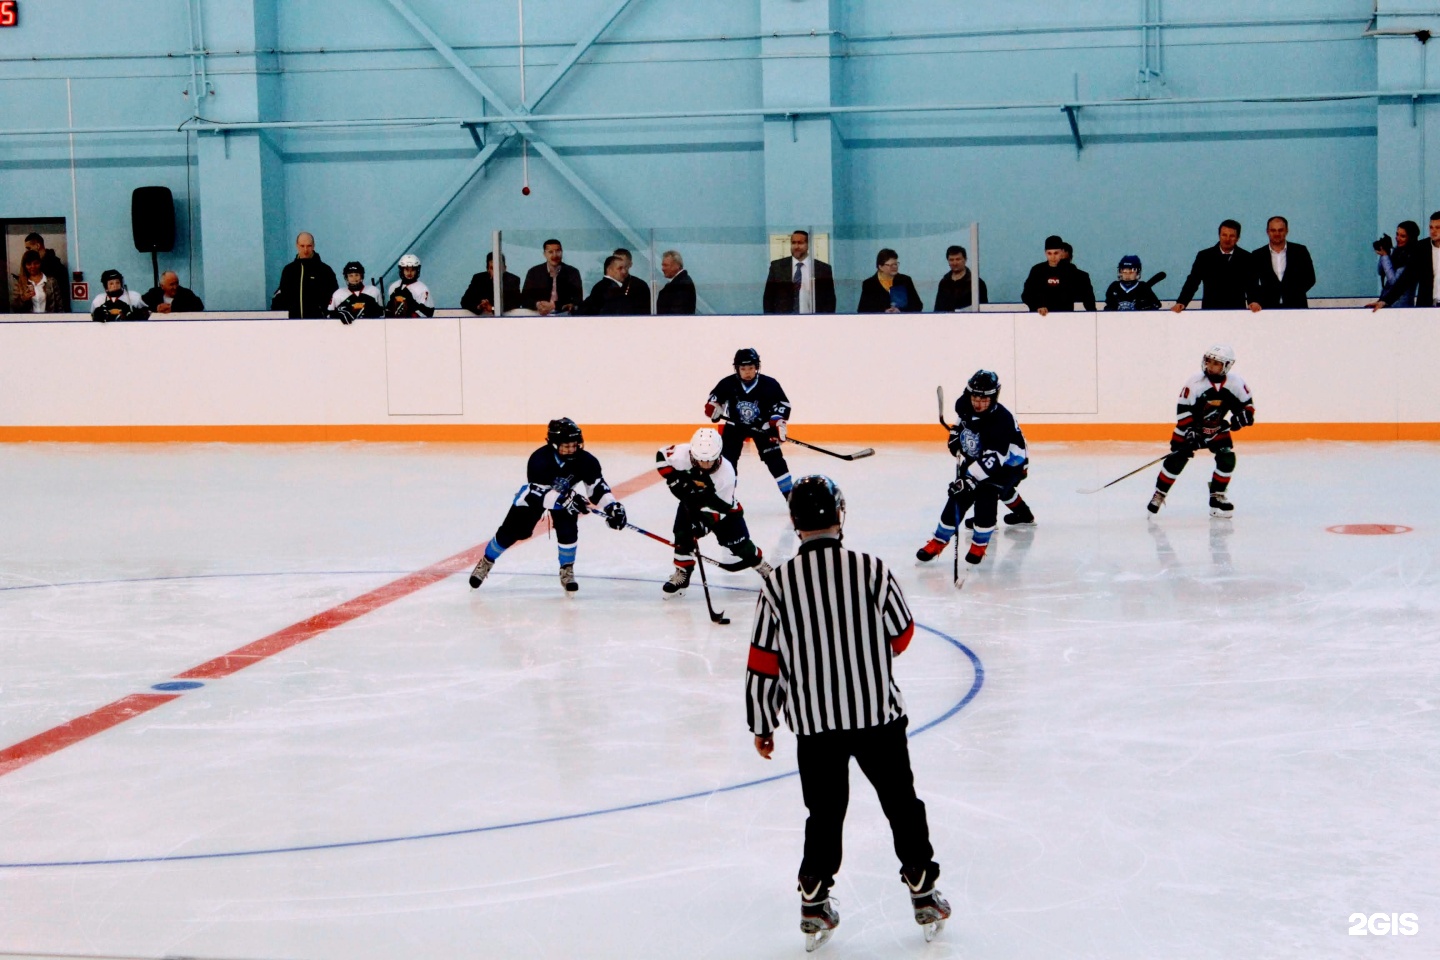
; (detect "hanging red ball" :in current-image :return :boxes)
[521,186,531,195]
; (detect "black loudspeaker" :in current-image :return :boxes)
[131,186,176,253]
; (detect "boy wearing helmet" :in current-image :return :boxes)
[655,426,772,596]
[1148,344,1255,517]
[89,269,150,322]
[468,418,628,593]
[916,370,1034,580]
[328,262,383,323]
[1103,255,1162,311]
[386,253,436,317]
[704,347,794,499]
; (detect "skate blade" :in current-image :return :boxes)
[662,588,687,600]
[922,918,945,942]
[803,927,833,952]
[1209,509,1234,519]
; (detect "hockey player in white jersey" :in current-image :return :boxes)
[1148,343,1255,517]
[328,261,384,322]
[655,427,772,596]
[385,253,436,317]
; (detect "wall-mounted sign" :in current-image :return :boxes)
[0,2,17,28]
[71,282,88,301]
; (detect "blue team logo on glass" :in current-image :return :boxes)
[737,400,762,425]
[960,429,981,459]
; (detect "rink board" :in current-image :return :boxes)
[0,308,1437,440]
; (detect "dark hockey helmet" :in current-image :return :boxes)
[1118,254,1142,273]
[343,261,365,277]
[100,268,124,287]
[788,474,846,533]
[733,347,761,370]
[547,417,584,454]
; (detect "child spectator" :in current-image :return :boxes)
[1104,255,1161,311]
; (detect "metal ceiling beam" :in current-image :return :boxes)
[524,0,636,112]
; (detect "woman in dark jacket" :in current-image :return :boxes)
[857,248,924,313]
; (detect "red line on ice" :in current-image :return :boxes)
[0,468,663,779]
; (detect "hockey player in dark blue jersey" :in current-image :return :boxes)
[468,418,627,594]
[704,347,794,499]
[1103,255,1162,311]
[916,371,1035,580]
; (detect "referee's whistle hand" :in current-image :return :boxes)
[754,735,774,759]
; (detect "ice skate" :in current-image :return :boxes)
[902,865,952,942]
[1209,492,1234,518]
[468,556,494,588]
[661,563,693,598]
[1147,490,1167,514]
[558,563,578,593]
[915,538,947,562]
[1003,500,1036,525]
[799,897,839,952]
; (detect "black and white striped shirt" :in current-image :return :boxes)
[746,535,916,737]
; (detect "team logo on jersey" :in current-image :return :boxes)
[960,428,981,459]
[736,400,762,424]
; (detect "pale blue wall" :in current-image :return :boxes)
[2,0,1438,312]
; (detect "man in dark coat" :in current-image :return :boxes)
[763,230,836,314]
[270,232,338,318]
[1021,235,1095,314]
[656,249,697,315]
[1173,219,1253,312]
[579,255,649,315]
[520,239,584,315]
[461,253,523,315]
[142,271,205,313]
[1248,216,1315,310]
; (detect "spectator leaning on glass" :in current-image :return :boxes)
[23,233,66,283]
[521,239,584,315]
[858,248,923,313]
[656,249,696,315]
[1372,211,1440,310]
[763,230,836,314]
[271,232,338,318]
[90,269,150,322]
[1247,216,1314,311]
[1173,219,1251,312]
[11,250,67,313]
[461,252,522,316]
[933,245,987,312]
[141,271,204,314]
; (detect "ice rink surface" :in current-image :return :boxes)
[0,440,1435,960]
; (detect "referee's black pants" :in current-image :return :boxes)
[795,716,937,887]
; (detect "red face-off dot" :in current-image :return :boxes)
[1326,524,1413,535]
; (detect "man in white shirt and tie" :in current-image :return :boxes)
[1248,215,1315,311]
[764,230,836,314]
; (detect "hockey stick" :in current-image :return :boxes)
[604,516,754,572]
[693,546,730,625]
[717,414,874,461]
[1075,453,1171,494]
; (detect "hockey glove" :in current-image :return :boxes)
[947,475,976,499]
[387,287,418,318]
[1231,407,1255,430]
[770,418,788,441]
[556,489,589,515]
[704,399,728,423]
[603,501,627,530]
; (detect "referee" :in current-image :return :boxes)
[746,474,951,950]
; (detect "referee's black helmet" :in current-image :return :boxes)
[788,475,846,532]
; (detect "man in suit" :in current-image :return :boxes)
[579,255,649,315]
[520,239,584,315]
[657,249,696,315]
[1371,211,1440,311]
[142,271,205,313]
[461,252,522,315]
[1172,219,1253,311]
[763,230,836,314]
[612,248,651,312]
[1248,216,1315,310]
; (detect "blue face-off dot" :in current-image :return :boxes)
[151,681,205,692]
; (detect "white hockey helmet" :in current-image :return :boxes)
[398,253,422,278]
[689,427,724,464]
[1203,343,1236,373]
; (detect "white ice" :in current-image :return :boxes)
[0,440,1436,959]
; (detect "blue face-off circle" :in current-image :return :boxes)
[0,570,983,868]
